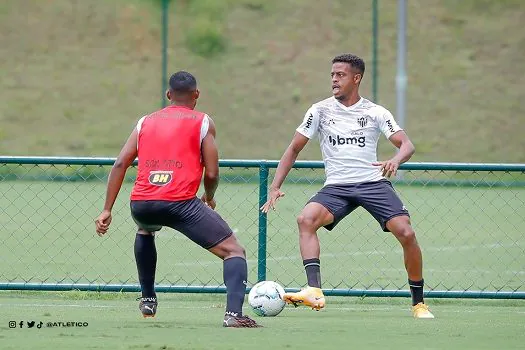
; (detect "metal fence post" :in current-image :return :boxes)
[257,161,269,282]
[396,0,407,129]
[161,0,169,108]
[372,0,379,102]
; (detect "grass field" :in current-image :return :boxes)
[2,0,524,346]
[1,0,525,162]
[1,173,524,292]
[1,292,525,349]
[0,172,524,348]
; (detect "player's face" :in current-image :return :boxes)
[331,63,361,100]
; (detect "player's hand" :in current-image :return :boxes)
[201,194,216,210]
[95,210,112,236]
[372,159,400,178]
[260,187,285,213]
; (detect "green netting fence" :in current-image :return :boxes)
[0,157,524,299]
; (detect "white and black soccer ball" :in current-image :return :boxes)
[248,280,286,317]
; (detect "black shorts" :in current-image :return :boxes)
[130,198,233,249]
[307,179,409,232]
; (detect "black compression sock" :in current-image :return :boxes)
[409,279,424,306]
[134,233,157,298]
[303,258,321,288]
[223,256,248,317]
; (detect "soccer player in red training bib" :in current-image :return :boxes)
[260,54,434,319]
[95,71,261,328]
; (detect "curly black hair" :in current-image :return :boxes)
[332,54,365,75]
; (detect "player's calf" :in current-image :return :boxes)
[209,235,260,326]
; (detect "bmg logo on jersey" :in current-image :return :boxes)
[149,171,173,186]
[329,134,366,148]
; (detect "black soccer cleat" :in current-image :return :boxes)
[138,297,158,318]
[223,314,262,328]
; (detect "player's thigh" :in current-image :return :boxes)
[356,180,410,232]
[130,200,164,233]
[166,198,234,250]
[304,185,357,231]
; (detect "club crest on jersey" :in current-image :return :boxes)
[149,171,173,186]
[357,116,368,128]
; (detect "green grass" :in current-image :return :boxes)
[0,175,524,348]
[1,0,525,162]
[1,292,525,349]
[1,178,524,291]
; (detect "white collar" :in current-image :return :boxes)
[334,96,363,111]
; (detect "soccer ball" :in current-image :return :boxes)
[248,280,286,317]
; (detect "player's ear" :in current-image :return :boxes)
[166,89,171,101]
[354,73,362,85]
[194,89,200,100]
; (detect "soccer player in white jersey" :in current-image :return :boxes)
[261,54,434,319]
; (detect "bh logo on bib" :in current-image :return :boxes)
[149,171,173,186]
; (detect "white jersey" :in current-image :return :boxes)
[296,96,402,185]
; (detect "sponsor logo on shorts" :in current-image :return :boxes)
[148,171,173,186]
[328,134,366,148]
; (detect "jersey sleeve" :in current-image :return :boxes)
[200,115,210,143]
[136,116,147,133]
[378,109,403,139]
[296,106,320,139]
[135,116,147,150]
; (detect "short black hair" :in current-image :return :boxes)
[169,71,197,93]
[332,54,365,75]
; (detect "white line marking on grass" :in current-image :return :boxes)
[170,242,525,268]
[0,303,235,311]
[0,303,118,308]
[331,266,525,275]
[2,303,524,314]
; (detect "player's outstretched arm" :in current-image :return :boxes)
[260,132,309,213]
[95,129,138,236]
[373,131,415,178]
[201,117,219,210]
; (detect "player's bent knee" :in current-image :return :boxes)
[230,244,246,258]
[394,226,416,243]
[298,203,333,230]
[137,229,154,236]
[221,245,245,260]
[228,234,246,256]
[297,214,318,230]
[208,234,246,260]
